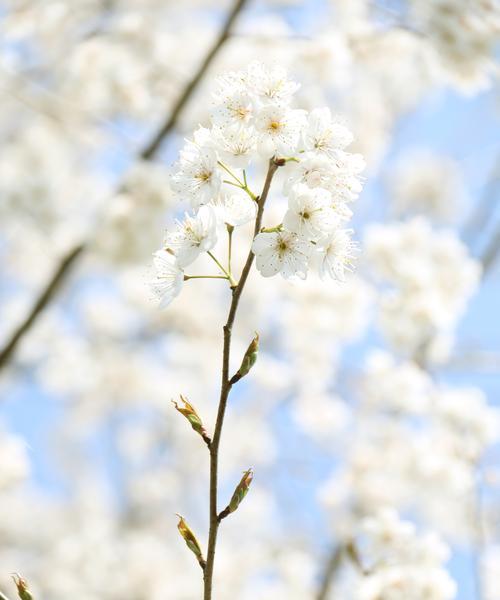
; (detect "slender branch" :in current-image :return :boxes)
[203,158,281,600]
[0,591,12,600]
[0,0,249,373]
[315,545,343,600]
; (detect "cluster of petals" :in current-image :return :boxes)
[151,63,364,307]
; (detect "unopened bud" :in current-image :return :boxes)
[172,396,211,446]
[229,468,254,513]
[230,333,259,384]
[176,515,206,569]
[11,575,33,600]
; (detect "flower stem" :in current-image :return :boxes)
[184,275,228,281]
[203,158,281,600]
[227,225,234,280]
[218,161,257,201]
[207,251,237,287]
[218,161,245,186]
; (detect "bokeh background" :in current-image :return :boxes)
[0,1,499,599]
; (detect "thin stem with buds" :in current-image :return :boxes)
[203,158,282,600]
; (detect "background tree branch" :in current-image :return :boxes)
[315,545,343,600]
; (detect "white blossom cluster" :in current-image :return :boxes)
[320,351,499,542]
[151,63,364,307]
[355,509,456,600]
[365,217,481,362]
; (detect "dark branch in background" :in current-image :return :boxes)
[315,545,343,600]
[0,0,248,373]
[480,224,500,275]
[140,0,247,159]
[461,158,500,243]
[0,244,84,369]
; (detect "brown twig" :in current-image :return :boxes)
[203,159,281,600]
[0,0,249,373]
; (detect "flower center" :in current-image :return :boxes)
[235,107,249,119]
[269,120,281,131]
[197,171,212,182]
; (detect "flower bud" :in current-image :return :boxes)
[227,468,253,515]
[230,333,259,384]
[176,515,206,569]
[11,575,33,600]
[172,396,211,446]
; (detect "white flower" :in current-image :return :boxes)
[283,152,335,193]
[254,104,306,158]
[303,107,353,157]
[283,184,338,240]
[212,125,257,168]
[216,193,256,227]
[327,150,365,202]
[170,130,221,209]
[252,230,311,279]
[284,150,364,205]
[164,205,217,268]
[211,79,254,129]
[315,229,357,281]
[246,62,300,105]
[150,251,184,308]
